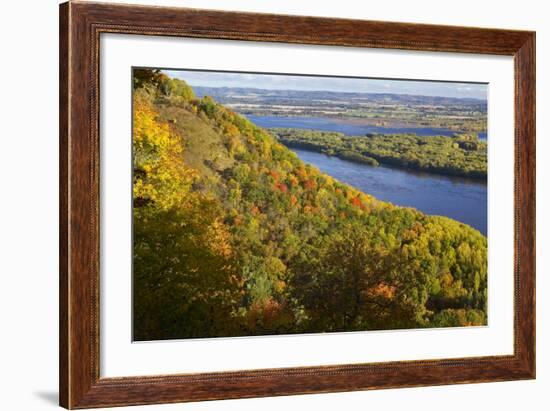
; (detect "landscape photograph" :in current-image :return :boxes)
[132,68,488,341]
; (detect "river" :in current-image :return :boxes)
[292,149,487,235]
[248,115,487,140]
[246,115,488,234]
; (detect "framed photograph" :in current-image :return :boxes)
[59,1,535,408]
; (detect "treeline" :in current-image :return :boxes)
[271,128,487,180]
[132,69,487,341]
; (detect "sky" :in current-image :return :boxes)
[163,69,487,100]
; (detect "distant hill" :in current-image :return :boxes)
[192,85,487,133]
[132,69,488,341]
[193,86,487,107]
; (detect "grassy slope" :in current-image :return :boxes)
[156,104,234,177]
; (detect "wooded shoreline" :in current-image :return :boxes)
[272,128,487,180]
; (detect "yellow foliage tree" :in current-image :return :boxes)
[133,93,196,210]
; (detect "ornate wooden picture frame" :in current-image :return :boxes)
[59,1,535,408]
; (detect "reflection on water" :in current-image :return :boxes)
[293,149,487,235]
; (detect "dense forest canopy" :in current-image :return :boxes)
[272,128,487,179]
[132,69,487,341]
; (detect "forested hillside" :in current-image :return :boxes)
[132,69,488,341]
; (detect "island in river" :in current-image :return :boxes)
[270,127,487,180]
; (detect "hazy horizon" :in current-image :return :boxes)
[162,69,487,101]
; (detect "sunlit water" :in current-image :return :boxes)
[293,149,487,235]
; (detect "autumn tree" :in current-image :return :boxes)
[132,88,244,340]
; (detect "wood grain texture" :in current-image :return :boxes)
[59,2,69,407]
[514,34,536,375]
[59,1,536,408]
